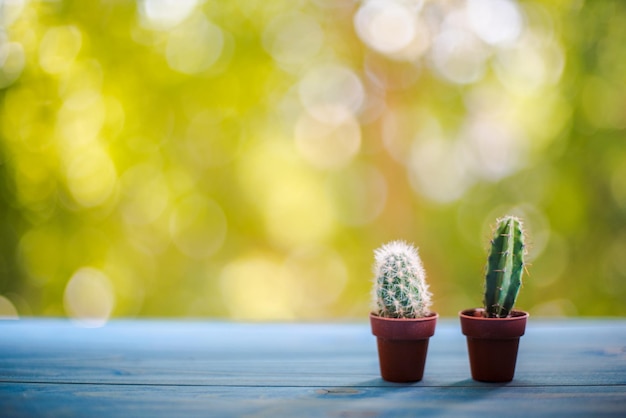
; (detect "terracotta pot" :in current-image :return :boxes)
[369,312,438,382]
[459,308,529,382]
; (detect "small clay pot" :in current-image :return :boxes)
[370,312,438,382]
[459,308,529,382]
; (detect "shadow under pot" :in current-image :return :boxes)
[370,312,438,383]
[459,308,529,383]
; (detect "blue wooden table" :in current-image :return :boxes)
[1,318,625,417]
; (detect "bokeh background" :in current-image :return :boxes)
[0,0,625,324]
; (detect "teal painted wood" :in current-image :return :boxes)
[1,319,625,417]
[1,384,625,418]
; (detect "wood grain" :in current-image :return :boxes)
[1,319,625,416]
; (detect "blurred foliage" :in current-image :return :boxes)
[0,0,625,322]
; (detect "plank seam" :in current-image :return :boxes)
[1,380,625,389]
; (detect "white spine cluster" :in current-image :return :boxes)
[372,240,432,318]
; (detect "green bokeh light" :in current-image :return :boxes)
[1,0,625,321]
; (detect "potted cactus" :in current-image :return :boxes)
[459,215,529,382]
[369,241,438,382]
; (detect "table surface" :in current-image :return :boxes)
[1,318,625,417]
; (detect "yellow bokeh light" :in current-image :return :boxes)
[494,32,565,95]
[0,0,624,319]
[0,0,27,27]
[263,175,335,248]
[294,111,361,169]
[0,296,19,319]
[220,254,297,320]
[354,0,419,56]
[14,152,57,208]
[58,59,104,98]
[139,0,198,31]
[326,163,387,227]
[467,0,523,46]
[103,248,149,317]
[120,163,170,226]
[2,85,55,151]
[65,145,117,208]
[409,136,472,204]
[38,25,83,75]
[0,41,25,88]
[431,26,488,85]
[165,15,224,75]
[169,194,227,259]
[461,116,525,181]
[56,89,106,148]
[262,12,324,71]
[237,139,335,248]
[63,267,115,328]
[18,225,63,286]
[298,64,364,124]
[184,109,243,168]
[281,245,348,317]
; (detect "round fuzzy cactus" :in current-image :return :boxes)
[372,241,432,318]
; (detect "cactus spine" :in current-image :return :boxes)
[372,241,432,318]
[483,215,526,318]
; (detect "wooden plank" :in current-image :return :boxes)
[1,319,625,387]
[1,319,625,417]
[1,382,625,418]
[0,320,626,387]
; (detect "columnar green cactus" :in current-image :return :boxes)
[483,215,526,318]
[372,241,432,318]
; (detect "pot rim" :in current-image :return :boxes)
[370,312,438,340]
[370,312,439,321]
[459,308,529,320]
[459,308,528,339]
